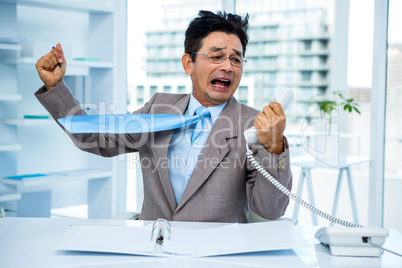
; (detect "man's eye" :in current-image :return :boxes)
[231,57,242,63]
[210,56,223,61]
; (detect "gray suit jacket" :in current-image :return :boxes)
[35,80,292,223]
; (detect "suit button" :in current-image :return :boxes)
[279,156,285,171]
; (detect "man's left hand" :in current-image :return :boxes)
[254,102,286,155]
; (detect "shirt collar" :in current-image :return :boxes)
[187,94,228,124]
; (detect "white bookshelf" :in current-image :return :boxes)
[0,43,21,50]
[0,144,22,152]
[0,0,127,219]
[0,191,21,202]
[2,0,117,13]
[2,118,54,126]
[2,170,113,188]
[5,57,114,68]
[0,94,22,101]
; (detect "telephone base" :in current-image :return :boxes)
[315,226,389,257]
[326,245,382,257]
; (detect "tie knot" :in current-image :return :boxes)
[194,106,211,118]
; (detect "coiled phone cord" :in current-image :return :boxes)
[246,143,362,228]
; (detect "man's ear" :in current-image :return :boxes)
[182,53,192,75]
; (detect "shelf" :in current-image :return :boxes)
[4,57,113,68]
[1,0,115,13]
[0,0,126,219]
[2,170,113,188]
[2,118,54,126]
[0,144,22,152]
[0,94,22,101]
[70,60,114,68]
[0,43,21,51]
[0,43,20,59]
[0,191,21,202]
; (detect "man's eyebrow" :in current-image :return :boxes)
[233,49,242,57]
[209,47,243,56]
[209,46,225,52]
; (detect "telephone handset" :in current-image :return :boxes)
[244,88,390,257]
[244,87,294,144]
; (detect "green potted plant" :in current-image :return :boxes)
[309,90,361,136]
[304,90,361,165]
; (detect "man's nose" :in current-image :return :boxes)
[218,57,233,72]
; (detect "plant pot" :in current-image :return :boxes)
[302,120,340,167]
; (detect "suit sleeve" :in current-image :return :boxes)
[246,137,292,220]
[34,80,158,157]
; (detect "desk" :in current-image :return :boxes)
[291,155,370,226]
[0,217,401,267]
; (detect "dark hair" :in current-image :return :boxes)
[184,10,249,62]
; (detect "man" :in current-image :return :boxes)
[35,10,292,223]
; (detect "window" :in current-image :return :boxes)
[304,24,314,35]
[265,72,277,83]
[319,55,328,65]
[284,25,294,37]
[302,40,312,51]
[263,57,277,68]
[318,71,327,81]
[384,0,402,231]
[137,86,144,104]
[299,86,313,94]
[238,86,248,99]
[137,86,144,98]
[286,56,294,67]
[264,42,278,54]
[300,71,312,81]
[253,27,264,40]
[177,85,186,94]
[319,40,328,49]
[150,86,158,96]
[255,57,264,68]
[300,56,313,67]
[262,86,275,103]
[284,71,295,82]
[265,26,278,38]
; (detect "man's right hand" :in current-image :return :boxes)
[35,43,66,90]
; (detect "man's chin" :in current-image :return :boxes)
[208,92,233,105]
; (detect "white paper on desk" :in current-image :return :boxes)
[55,224,156,256]
[239,221,310,253]
[55,221,310,257]
[164,224,250,256]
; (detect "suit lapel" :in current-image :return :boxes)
[176,97,239,212]
[153,94,191,212]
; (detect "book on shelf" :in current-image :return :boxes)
[3,170,101,181]
[23,115,51,119]
[4,174,48,181]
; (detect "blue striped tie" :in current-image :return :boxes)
[190,106,211,145]
[57,112,208,134]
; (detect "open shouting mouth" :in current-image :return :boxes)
[211,78,231,89]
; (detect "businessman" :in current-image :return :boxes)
[35,10,292,223]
